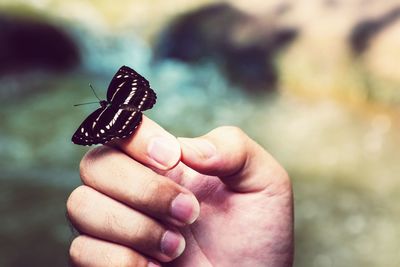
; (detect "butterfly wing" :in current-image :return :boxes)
[106,66,156,111]
[71,108,105,146]
[72,105,143,146]
[72,66,154,146]
[91,104,143,144]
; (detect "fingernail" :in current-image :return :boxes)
[147,136,180,169]
[178,138,216,159]
[170,193,200,224]
[148,261,161,267]
[160,230,185,258]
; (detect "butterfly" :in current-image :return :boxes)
[71,66,157,146]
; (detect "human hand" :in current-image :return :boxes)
[67,116,294,267]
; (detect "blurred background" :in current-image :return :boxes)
[0,0,399,266]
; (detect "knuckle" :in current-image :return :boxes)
[277,167,291,188]
[66,185,91,219]
[69,235,87,265]
[279,167,290,183]
[79,148,99,181]
[69,235,147,267]
[113,251,145,267]
[270,164,292,196]
[79,150,95,183]
[79,146,108,184]
[214,126,248,144]
[215,125,248,155]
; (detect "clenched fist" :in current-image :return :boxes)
[67,116,294,267]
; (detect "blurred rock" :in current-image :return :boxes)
[349,6,400,55]
[153,3,297,93]
[0,14,80,75]
[154,4,244,62]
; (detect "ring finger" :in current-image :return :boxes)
[67,185,185,262]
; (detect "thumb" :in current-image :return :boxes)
[178,126,290,193]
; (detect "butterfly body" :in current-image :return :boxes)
[72,66,156,146]
[99,100,109,109]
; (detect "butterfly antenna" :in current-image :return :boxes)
[89,83,102,101]
[73,101,100,107]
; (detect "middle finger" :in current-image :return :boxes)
[79,145,200,226]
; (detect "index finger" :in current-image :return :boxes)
[108,115,181,171]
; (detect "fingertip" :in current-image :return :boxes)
[160,230,186,260]
[170,192,200,224]
[147,136,181,170]
[148,260,162,267]
[108,116,181,170]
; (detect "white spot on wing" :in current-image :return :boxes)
[96,108,108,122]
[123,88,137,104]
[107,109,122,127]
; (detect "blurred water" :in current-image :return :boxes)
[0,1,399,267]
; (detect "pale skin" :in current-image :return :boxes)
[67,116,294,267]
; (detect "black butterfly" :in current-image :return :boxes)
[72,66,157,146]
